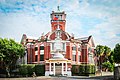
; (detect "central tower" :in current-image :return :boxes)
[50,7,66,31]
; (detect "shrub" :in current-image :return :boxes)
[27,64,35,76]
[79,64,95,75]
[79,64,85,75]
[19,64,28,76]
[108,63,114,72]
[72,65,79,75]
[102,62,114,72]
[72,64,95,76]
[35,64,45,76]
[18,64,45,77]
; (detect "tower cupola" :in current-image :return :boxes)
[50,6,66,31]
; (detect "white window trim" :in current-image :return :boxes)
[40,50,44,55]
[35,51,38,55]
[72,51,76,55]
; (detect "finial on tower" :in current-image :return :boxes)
[57,6,60,11]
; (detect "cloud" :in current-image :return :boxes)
[61,0,120,48]
[0,13,50,41]
[88,15,120,48]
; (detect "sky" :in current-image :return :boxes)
[0,0,120,49]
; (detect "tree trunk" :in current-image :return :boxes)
[6,66,10,77]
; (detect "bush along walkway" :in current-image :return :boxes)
[0,64,45,78]
[72,64,96,76]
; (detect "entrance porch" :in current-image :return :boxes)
[45,59,71,76]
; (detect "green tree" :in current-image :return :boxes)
[113,43,120,63]
[104,46,111,56]
[95,45,105,70]
[102,61,114,72]
[96,45,111,62]
[96,45,105,56]
[108,51,114,64]
[0,38,25,77]
[104,46,111,62]
[96,45,114,72]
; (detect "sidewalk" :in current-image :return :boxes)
[0,72,114,80]
[95,71,113,76]
[68,71,114,80]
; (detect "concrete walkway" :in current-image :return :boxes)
[95,71,113,76]
[0,76,114,80]
[0,72,114,80]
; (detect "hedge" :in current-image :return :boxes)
[19,64,28,77]
[35,64,45,76]
[27,64,35,76]
[79,64,95,75]
[72,65,79,75]
[72,64,95,76]
[18,64,45,77]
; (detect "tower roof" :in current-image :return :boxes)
[51,11,65,14]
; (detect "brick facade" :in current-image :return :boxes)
[21,9,95,68]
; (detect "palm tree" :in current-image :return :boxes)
[104,46,111,62]
[96,45,105,72]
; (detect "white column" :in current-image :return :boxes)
[49,62,51,75]
[53,63,55,76]
[62,63,64,75]
[66,62,67,74]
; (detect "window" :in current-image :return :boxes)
[40,46,44,50]
[78,47,81,51]
[72,55,76,61]
[60,15,62,20]
[89,54,94,64]
[40,55,44,61]
[51,43,54,50]
[78,55,81,62]
[35,47,38,51]
[62,43,65,51]
[35,55,38,62]
[72,46,76,51]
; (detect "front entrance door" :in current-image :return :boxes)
[55,63,62,75]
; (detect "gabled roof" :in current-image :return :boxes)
[77,35,92,42]
[21,34,39,45]
[27,36,38,40]
[71,39,81,43]
[77,35,95,47]
[78,37,89,41]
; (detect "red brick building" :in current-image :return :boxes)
[21,9,95,76]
